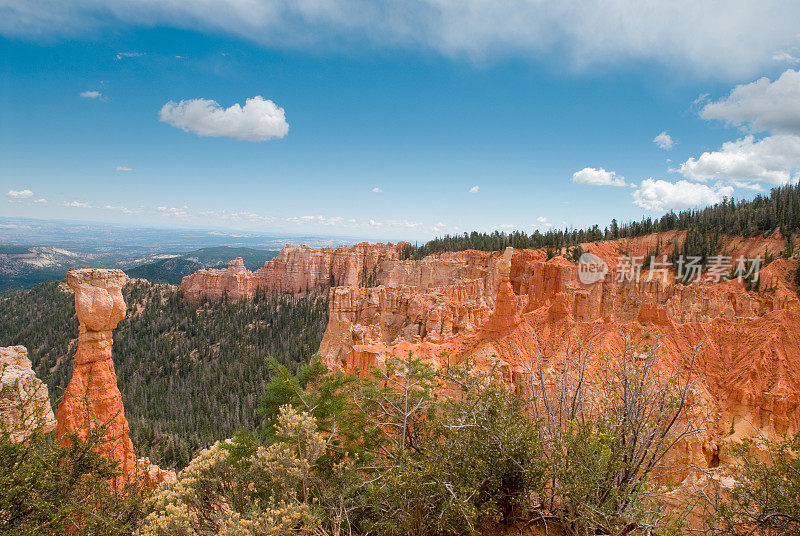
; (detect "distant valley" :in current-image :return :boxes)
[0,217,359,291]
[0,245,278,290]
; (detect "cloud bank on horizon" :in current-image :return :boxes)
[2,0,799,78]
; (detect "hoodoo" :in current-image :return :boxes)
[56,268,137,488]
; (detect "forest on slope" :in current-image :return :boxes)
[403,182,800,258]
[0,280,328,469]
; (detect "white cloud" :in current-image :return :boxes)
[286,215,350,227]
[633,179,733,211]
[773,52,800,64]
[115,51,144,60]
[371,187,383,193]
[679,134,800,186]
[156,205,189,217]
[536,216,553,228]
[571,167,627,187]
[7,189,33,199]
[653,131,674,150]
[33,198,46,203]
[2,1,800,77]
[221,210,276,224]
[62,201,91,208]
[469,185,479,193]
[700,69,800,134]
[159,96,289,141]
[103,204,135,214]
[116,165,133,172]
[80,90,102,99]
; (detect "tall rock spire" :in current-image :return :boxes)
[56,268,136,489]
[483,247,521,332]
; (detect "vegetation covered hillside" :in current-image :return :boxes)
[0,280,328,468]
[403,182,800,258]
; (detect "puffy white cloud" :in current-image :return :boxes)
[3,1,799,77]
[536,216,553,228]
[571,167,627,187]
[653,131,674,150]
[80,90,102,99]
[371,187,383,193]
[62,201,91,208]
[701,69,800,134]
[159,96,289,141]
[633,179,733,211]
[469,185,479,193]
[679,134,800,185]
[116,165,133,172]
[7,189,33,199]
[33,198,46,203]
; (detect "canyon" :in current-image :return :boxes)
[182,232,800,475]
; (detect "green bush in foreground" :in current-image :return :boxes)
[0,425,145,536]
[711,433,800,536]
[138,405,322,536]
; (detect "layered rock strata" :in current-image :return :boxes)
[0,345,56,441]
[181,242,411,300]
[317,241,800,462]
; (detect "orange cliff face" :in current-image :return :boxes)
[180,241,502,301]
[315,237,800,468]
[56,269,173,489]
[181,242,410,300]
[179,232,800,453]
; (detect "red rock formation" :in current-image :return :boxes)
[181,242,412,300]
[0,345,56,441]
[55,269,139,488]
[317,237,800,467]
[179,231,800,453]
[483,248,521,333]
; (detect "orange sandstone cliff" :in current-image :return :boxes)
[181,242,412,300]
[177,231,800,527]
[313,234,800,466]
[181,232,800,455]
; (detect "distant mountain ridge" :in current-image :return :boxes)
[127,246,279,284]
[0,245,278,291]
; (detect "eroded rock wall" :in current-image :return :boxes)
[0,345,56,442]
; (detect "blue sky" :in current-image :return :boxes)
[2,2,800,241]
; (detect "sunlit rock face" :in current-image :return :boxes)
[56,268,137,488]
[316,233,800,462]
[181,232,800,453]
[0,345,56,442]
[180,242,410,300]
